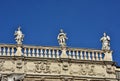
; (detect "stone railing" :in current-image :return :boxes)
[0,44,109,61]
[67,48,104,61]
[22,45,61,58]
[0,44,16,56]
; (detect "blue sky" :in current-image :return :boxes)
[0,0,120,65]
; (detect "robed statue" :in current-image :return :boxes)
[100,33,110,51]
[14,27,24,44]
[57,29,68,47]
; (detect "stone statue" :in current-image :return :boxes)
[57,29,68,47]
[14,27,24,44]
[100,33,110,51]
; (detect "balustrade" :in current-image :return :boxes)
[0,44,16,56]
[0,44,105,61]
[22,45,61,58]
[67,48,104,61]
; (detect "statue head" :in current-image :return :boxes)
[18,26,21,31]
[103,32,107,37]
[60,29,64,33]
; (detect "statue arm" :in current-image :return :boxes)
[100,37,103,41]
[107,36,110,41]
[14,31,17,35]
[57,35,60,40]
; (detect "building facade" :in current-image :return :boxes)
[0,27,120,81]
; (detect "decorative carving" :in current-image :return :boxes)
[4,67,15,72]
[62,62,70,71]
[70,64,79,74]
[70,64,104,77]
[0,60,5,71]
[50,63,61,74]
[79,64,96,76]
[88,65,96,76]
[79,64,87,75]
[2,60,15,72]
[24,61,27,72]
[34,61,50,73]
[106,65,115,74]
[16,60,23,69]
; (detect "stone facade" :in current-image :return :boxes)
[0,44,118,81]
[0,28,119,81]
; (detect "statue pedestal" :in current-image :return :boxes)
[104,51,113,61]
[15,46,23,56]
[60,47,68,58]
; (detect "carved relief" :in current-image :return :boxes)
[34,61,50,73]
[88,65,96,76]
[62,62,70,71]
[16,60,23,69]
[0,60,5,71]
[24,61,27,72]
[70,64,96,76]
[50,63,61,74]
[70,64,79,74]
[0,60,15,72]
[106,65,115,74]
[4,60,15,72]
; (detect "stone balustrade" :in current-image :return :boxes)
[0,44,106,61]
[22,45,61,58]
[0,44,16,56]
[67,48,104,61]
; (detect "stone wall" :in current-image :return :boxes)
[0,56,117,81]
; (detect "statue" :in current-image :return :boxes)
[14,27,24,44]
[100,33,110,51]
[57,29,68,47]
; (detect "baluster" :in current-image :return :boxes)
[52,49,55,58]
[76,50,79,59]
[11,47,14,56]
[36,49,39,57]
[56,50,59,58]
[28,48,31,57]
[7,47,10,56]
[51,49,53,58]
[68,50,71,58]
[96,52,98,60]
[3,47,6,56]
[73,50,76,59]
[80,51,83,60]
[48,49,51,58]
[92,51,95,60]
[84,51,87,60]
[88,52,91,60]
[44,49,47,58]
[0,47,1,55]
[40,49,44,57]
[32,48,35,57]
[24,48,27,56]
[99,52,102,61]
